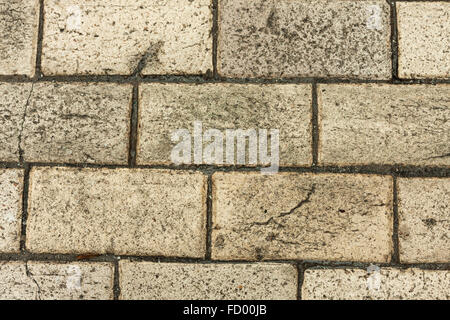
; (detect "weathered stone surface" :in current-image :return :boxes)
[0,261,113,300]
[211,172,393,262]
[0,169,23,253]
[26,167,207,257]
[137,83,312,166]
[22,82,131,164]
[397,2,450,78]
[218,0,391,79]
[303,268,450,300]
[398,178,450,263]
[318,84,450,166]
[0,83,32,162]
[119,261,297,300]
[42,0,212,75]
[0,0,39,76]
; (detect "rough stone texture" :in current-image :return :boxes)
[0,0,39,76]
[26,167,207,257]
[303,268,450,300]
[137,83,312,166]
[0,169,23,253]
[398,178,450,263]
[0,83,33,162]
[119,261,297,300]
[211,172,393,262]
[22,82,131,164]
[42,0,212,75]
[0,261,113,300]
[318,84,450,166]
[397,2,450,79]
[218,0,391,79]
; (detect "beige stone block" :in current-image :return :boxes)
[0,0,39,76]
[0,261,113,300]
[303,268,450,300]
[119,261,297,300]
[318,84,450,166]
[397,2,450,78]
[398,178,450,263]
[0,169,23,253]
[218,0,391,79]
[211,172,393,262]
[42,0,212,75]
[137,83,312,166]
[26,167,207,257]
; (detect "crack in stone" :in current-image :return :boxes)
[248,184,316,228]
[131,41,163,76]
[18,82,34,164]
[25,261,41,300]
[422,153,450,160]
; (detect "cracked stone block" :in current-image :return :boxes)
[0,83,32,162]
[20,82,131,165]
[0,169,23,253]
[42,0,212,75]
[302,268,450,300]
[119,261,297,300]
[398,178,450,263]
[218,0,391,79]
[0,0,39,76]
[211,172,393,262]
[318,84,450,166]
[26,167,207,257]
[137,83,312,166]
[0,261,113,300]
[398,2,450,78]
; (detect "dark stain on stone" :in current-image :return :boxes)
[423,218,437,228]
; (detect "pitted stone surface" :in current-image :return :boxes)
[26,167,207,257]
[0,261,114,300]
[303,268,450,300]
[119,261,297,300]
[397,2,450,78]
[211,172,393,262]
[398,178,450,263]
[218,0,391,79]
[0,0,39,76]
[0,169,23,253]
[42,0,212,75]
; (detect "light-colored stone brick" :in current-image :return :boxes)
[398,178,450,263]
[26,167,207,257]
[137,83,312,166]
[318,84,450,166]
[211,172,393,262]
[119,261,297,300]
[0,169,23,253]
[0,83,32,162]
[0,261,113,300]
[218,0,391,79]
[303,268,450,300]
[0,0,39,76]
[21,82,130,164]
[42,0,212,75]
[397,2,450,78]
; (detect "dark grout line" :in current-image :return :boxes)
[19,165,31,252]
[212,0,219,79]
[205,174,213,260]
[34,0,45,80]
[391,176,401,264]
[0,252,448,270]
[389,0,399,81]
[0,161,449,177]
[113,259,121,300]
[296,263,304,300]
[311,82,319,166]
[128,84,139,167]
[0,75,449,85]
